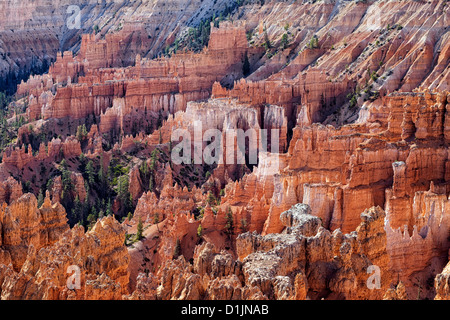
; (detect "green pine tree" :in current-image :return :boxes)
[197,224,203,238]
[225,207,234,235]
[85,160,95,186]
[106,198,112,216]
[281,33,289,49]
[76,124,88,141]
[136,218,144,241]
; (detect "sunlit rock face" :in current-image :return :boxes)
[0,0,449,300]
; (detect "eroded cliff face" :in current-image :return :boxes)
[0,193,129,300]
[0,0,237,92]
[124,204,391,300]
[0,0,449,300]
[121,89,450,299]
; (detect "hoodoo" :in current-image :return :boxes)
[0,0,448,301]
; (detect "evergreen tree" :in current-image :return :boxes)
[136,218,144,241]
[72,195,83,224]
[60,159,74,210]
[87,212,97,229]
[150,148,160,170]
[139,161,149,181]
[85,160,95,186]
[98,155,105,189]
[60,159,74,193]
[118,175,129,202]
[281,33,289,49]
[76,124,88,141]
[308,35,319,49]
[91,207,98,220]
[197,224,203,238]
[264,31,271,50]
[149,174,153,192]
[46,178,53,192]
[84,182,90,203]
[126,194,133,216]
[207,191,216,206]
[0,92,8,110]
[106,198,112,216]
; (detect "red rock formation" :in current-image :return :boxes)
[16,21,248,140]
[132,164,202,225]
[0,192,68,272]
[0,210,130,300]
[0,177,23,205]
[2,137,81,171]
[1,0,449,301]
[125,204,391,300]
[435,260,450,300]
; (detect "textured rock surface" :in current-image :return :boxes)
[0,0,237,91]
[435,261,450,300]
[0,193,68,272]
[122,204,391,300]
[0,0,449,301]
[0,210,130,300]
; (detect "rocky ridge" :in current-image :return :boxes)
[0,0,448,300]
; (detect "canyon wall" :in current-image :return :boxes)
[0,0,449,301]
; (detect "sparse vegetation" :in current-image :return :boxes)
[264,30,271,51]
[167,1,247,54]
[76,124,88,142]
[197,224,203,238]
[280,33,289,49]
[207,191,216,206]
[370,71,379,82]
[225,206,234,235]
[136,218,144,240]
[308,35,319,49]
